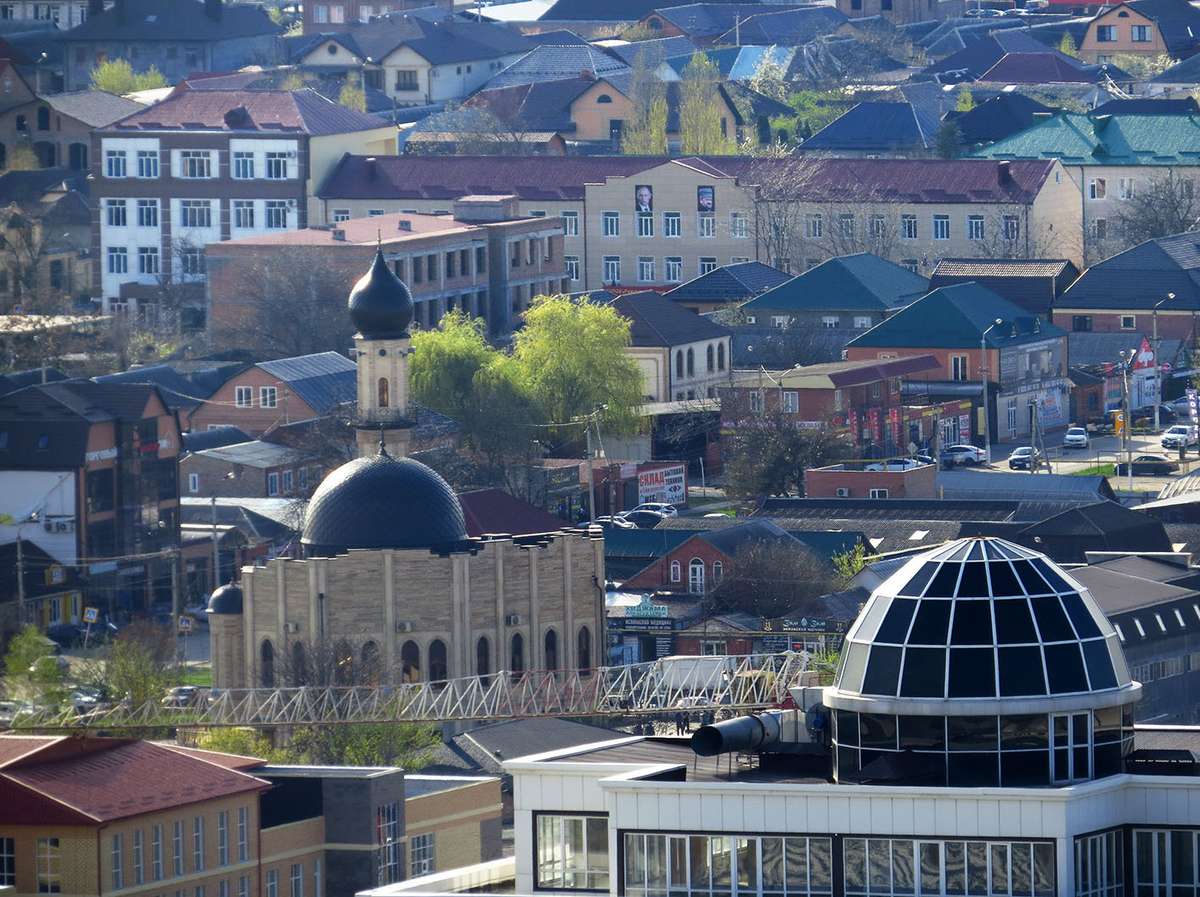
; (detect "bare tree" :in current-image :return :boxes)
[706,539,841,619]
[968,207,1077,262]
[1111,170,1200,256]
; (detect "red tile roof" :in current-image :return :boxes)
[0,737,270,824]
[158,743,268,771]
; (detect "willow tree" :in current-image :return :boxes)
[621,50,668,155]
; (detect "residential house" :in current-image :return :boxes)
[942,93,1058,151]
[316,155,1082,289]
[664,260,792,314]
[799,102,944,159]
[207,200,567,339]
[634,3,771,42]
[970,110,1200,263]
[1078,0,1200,64]
[0,167,91,309]
[92,88,397,319]
[834,0,959,26]
[1067,331,1174,413]
[0,84,141,170]
[0,380,182,621]
[929,258,1080,319]
[0,0,97,30]
[294,10,532,105]
[922,29,1090,82]
[805,459,938,500]
[738,253,930,332]
[300,0,455,33]
[59,0,281,90]
[1052,232,1200,350]
[180,439,317,501]
[845,282,1072,443]
[610,290,733,402]
[0,539,87,633]
[482,44,630,90]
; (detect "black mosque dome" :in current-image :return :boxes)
[301,449,469,556]
[206,582,243,615]
[348,248,414,339]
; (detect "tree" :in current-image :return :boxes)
[934,121,962,160]
[1109,52,1171,82]
[3,625,55,697]
[339,73,367,112]
[1058,33,1078,57]
[6,144,38,171]
[721,422,850,501]
[410,311,497,422]
[707,540,841,619]
[196,727,291,762]
[954,87,975,113]
[286,722,441,767]
[1112,170,1200,252]
[621,50,668,155]
[280,70,306,91]
[90,59,168,94]
[104,621,180,706]
[749,47,790,103]
[832,541,877,579]
[679,52,728,155]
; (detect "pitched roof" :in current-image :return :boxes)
[463,76,602,132]
[846,282,1067,349]
[610,291,731,347]
[1118,0,1200,55]
[801,101,943,152]
[665,262,793,305]
[694,518,803,557]
[108,89,389,136]
[94,364,210,410]
[924,29,1078,80]
[255,352,356,416]
[714,5,848,44]
[977,53,1096,84]
[971,111,1200,167]
[1066,331,1153,366]
[932,258,1077,279]
[60,0,279,41]
[742,254,930,313]
[1055,232,1200,310]
[929,258,1079,316]
[1093,97,1200,114]
[647,2,768,36]
[940,471,1116,502]
[605,35,701,65]
[458,488,572,536]
[943,93,1057,145]
[484,45,629,89]
[328,12,532,65]
[40,90,143,127]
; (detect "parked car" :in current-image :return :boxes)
[622,510,667,528]
[939,444,986,466]
[1007,446,1044,470]
[29,655,69,676]
[1132,405,1175,427]
[629,502,679,517]
[1115,455,1180,476]
[865,458,922,471]
[161,686,206,708]
[1162,425,1198,451]
[590,515,635,529]
[1170,396,1194,417]
[1062,427,1090,449]
[45,623,87,649]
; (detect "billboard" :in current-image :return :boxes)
[637,463,687,505]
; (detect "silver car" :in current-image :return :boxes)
[1062,427,1089,448]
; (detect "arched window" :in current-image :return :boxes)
[577,626,592,671]
[68,142,87,170]
[689,558,706,593]
[429,639,448,682]
[291,641,307,686]
[36,106,49,130]
[511,633,525,673]
[687,348,695,376]
[544,629,559,671]
[676,350,684,378]
[260,640,275,688]
[401,639,420,682]
[717,342,726,371]
[713,561,724,583]
[596,93,613,104]
[670,560,682,582]
[378,377,389,407]
[476,636,490,677]
[361,641,380,685]
[707,344,714,372]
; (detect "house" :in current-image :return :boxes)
[928,257,1080,319]
[805,459,938,499]
[970,110,1200,263]
[799,102,944,158]
[1078,0,1200,63]
[942,93,1058,150]
[92,88,397,319]
[179,439,318,501]
[634,3,770,42]
[0,167,92,309]
[207,201,567,340]
[711,5,851,45]
[0,0,97,30]
[293,10,532,105]
[664,260,792,314]
[58,0,281,91]
[923,29,1089,82]
[482,44,630,90]
[833,0,958,25]
[845,283,1072,443]
[300,0,456,33]
[609,290,733,402]
[739,253,930,332]
[0,379,181,622]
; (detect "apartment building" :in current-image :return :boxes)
[92,89,396,320]
[0,0,95,30]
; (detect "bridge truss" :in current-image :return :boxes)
[1,652,820,732]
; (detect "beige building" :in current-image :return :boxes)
[1079,1,1185,63]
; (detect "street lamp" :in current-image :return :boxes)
[1154,293,1175,434]
[1120,348,1136,493]
[981,318,1004,464]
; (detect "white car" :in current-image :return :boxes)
[629,502,679,517]
[590,515,635,529]
[939,444,986,466]
[1062,427,1089,448]
[1162,425,1198,450]
[865,458,921,471]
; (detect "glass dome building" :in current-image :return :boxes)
[826,537,1141,787]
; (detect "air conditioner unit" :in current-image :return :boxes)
[287,199,297,208]
[504,613,521,626]
[44,521,54,533]
[395,621,413,633]
[55,521,74,533]
[287,150,297,158]
[836,487,851,498]
[283,621,299,633]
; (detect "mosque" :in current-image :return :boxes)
[207,252,605,689]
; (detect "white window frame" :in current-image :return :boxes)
[173,821,184,877]
[218,811,228,867]
[136,199,158,228]
[265,201,289,229]
[152,826,163,881]
[804,214,823,239]
[410,833,435,878]
[136,150,159,178]
[966,215,984,240]
[782,391,798,413]
[107,246,128,275]
[665,257,682,283]
[854,315,871,329]
[268,472,280,496]
[730,212,748,238]
[233,200,255,230]
[602,256,621,284]
[932,214,950,240]
[332,209,350,222]
[290,863,303,897]
[193,816,204,873]
[138,246,159,276]
[378,802,401,885]
[601,211,620,237]
[901,214,917,239]
[105,198,127,227]
[698,214,716,238]
[1089,177,1107,200]
[1118,177,1135,200]
[561,210,579,236]
[564,256,580,281]
[180,199,212,229]
[112,833,124,890]
[636,212,653,237]
[266,152,289,180]
[267,869,279,897]
[179,150,213,179]
[106,149,127,178]
[699,257,717,275]
[260,386,278,408]
[637,256,654,282]
[663,212,682,237]
[134,830,144,886]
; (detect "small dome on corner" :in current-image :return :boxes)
[206,582,244,615]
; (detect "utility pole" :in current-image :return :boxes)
[211,495,220,591]
[1154,293,1174,434]
[585,417,596,524]
[981,319,1003,464]
[1122,349,1135,493]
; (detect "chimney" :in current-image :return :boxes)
[998,159,1011,182]
[332,229,346,241]
[205,0,222,20]
[397,219,411,231]
[364,157,377,179]
[580,69,594,80]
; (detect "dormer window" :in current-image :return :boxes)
[596,94,613,104]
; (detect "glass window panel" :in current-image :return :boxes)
[860,713,898,750]
[893,841,915,895]
[1031,597,1076,642]
[736,838,757,890]
[948,752,998,788]
[1045,643,1089,693]
[711,837,732,888]
[899,716,945,751]
[809,839,832,890]
[948,543,972,561]
[946,842,966,896]
[646,835,667,888]
[1031,558,1070,593]
[1001,715,1049,750]
[868,841,891,892]
[901,647,946,698]
[669,837,687,892]
[853,596,892,642]
[994,599,1039,644]
[862,645,903,696]
[956,563,990,598]
[987,560,1023,596]
[948,648,996,698]
[837,710,860,746]
[1170,831,1193,883]
[1011,844,1032,896]
[898,563,938,597]
[1093,707,1121,743]
[838,643,870,693]
[991,844,1010,894]
[948,716,998,751]
[1094,740,1121,779]
[967,842,989,895]
[690,836,710,889]
[1001,749,1048,786]
[845,839,867,893]
[877,598,918,643]
[626,834,646,887]
[1083,640,1118,690]
[910,601,952,645]
[950,602,993,645]
[1108,637,1133,685]
[920,843,941,895]
[838,746,859,777]
[762,838,784,890]
[926,563,962,597]
[1061,592,1102,638]
[967,541,985,560]
[1135,831,1153,882]
[1011,560,1049,594]
[1033,843,1055,896]
[999,646,1047,696]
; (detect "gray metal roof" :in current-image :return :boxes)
[256,352,356,416]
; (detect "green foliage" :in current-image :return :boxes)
[5,143,38,171]
[621,50,668,155]
[1108,53,1172,81]
[832,542,877,580]
[196,727,291,762]
[267,5,284,23]
[934,120,963,160]
[410,311,497,422]
[777,91,849,143]
[285,722,441,766]
[90,59,168,95]
[4,625,54,696]
[280,70,306,91]
[619,23,660,41]
[339,74,367,112]
[807,647,843,686]
[679,52,728,154]
[749,47,790,103]
[104,621,180,706]
[722,425,851,501]
[955,87,975,112]
[1057,33,1078,57]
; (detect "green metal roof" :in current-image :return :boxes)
[741,253,930,313]
[970,112,1200,166]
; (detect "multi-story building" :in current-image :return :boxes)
[0,0,97,31]
[206,200,567,339]
[92,88,397,319]
[299,0,453,33]
[0,379,181,622]
[315,155,1082,291]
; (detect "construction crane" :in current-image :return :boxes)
[0,652,822,732]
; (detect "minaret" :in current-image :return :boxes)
[348,247,416,458]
